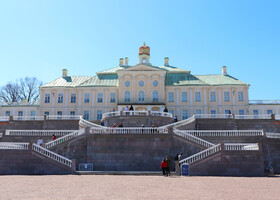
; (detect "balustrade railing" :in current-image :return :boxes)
[79,116,105,128]
[235,115,272,119]
[89,127,168,134]
[45,130,84,149]
[266,132,280,138]
[102,111,173,118]
[179,144,221,165]
[32,143,72,167]
[195,114,233,119]
[161,115,196,129]
[184,130,264,137]
[46,115,81,120]
[0,116,9,121]
[249,100,280,104]
[174,129,214,148]
[0,142,29,150]
[224,143,259,151]
[5,130,75,136]
[13,116,45,121]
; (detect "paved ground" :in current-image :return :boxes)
[0,175,280,200]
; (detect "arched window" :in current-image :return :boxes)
[138,90,145,102]
[124,91,130,102]
[153,90,158,102]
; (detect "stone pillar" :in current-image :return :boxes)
[71,159,76,172]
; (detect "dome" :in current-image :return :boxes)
[139,42,150,55]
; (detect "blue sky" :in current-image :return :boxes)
[0,0,279,100]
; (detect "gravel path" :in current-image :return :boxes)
[0,175,280,200]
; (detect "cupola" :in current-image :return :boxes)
[138,42,151,65]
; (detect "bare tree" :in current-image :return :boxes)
[0,77,42,104]
[0,82,20,103]
[18,77,42,103]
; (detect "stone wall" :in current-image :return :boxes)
[52,134,203,171]
[262,138,280,173]
[104,116,173,127]
[195,118,280,132]
[0,149,72,175]
[189,149,264,176]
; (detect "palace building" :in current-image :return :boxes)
[0,43,279,120]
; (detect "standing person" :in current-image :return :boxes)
[52,134,57,140]
[165,156,171,176]
[228,109,232,118]
[160,158,167,176]
[37,137,43,146]
[173,116,178,123]
[125,106,129,115]
[141,124,145,134]
[119,122,123,133]
[129,105,134,115]
[163,107,168,112]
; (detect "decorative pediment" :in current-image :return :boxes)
[119,64,164,72]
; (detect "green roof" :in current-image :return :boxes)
[195,75,249,86]
[42,65,248,87]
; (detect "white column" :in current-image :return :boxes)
[65,90,68,115]
[189,88,193,116]
[160,75,165,103]
[78,90,82,115]
[51,90,55,115]
[203,88,207,114]
[147,75,151,103]
[91,89,95,120]
[218,88,222,114]
[105,89,108,107]
[132,75,136,103]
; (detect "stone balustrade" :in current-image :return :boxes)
[0,142,29,150]
[32,143,72,167]
[45,130,85,149]
[174,129,214,148]
[224,143,259,151]
[179,144,222,165]
[182,130,264,137]
[5,129,75,136]
[102,111,173,119]
[89,127,168,134]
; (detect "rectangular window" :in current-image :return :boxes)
[30,111,36,120]
[182,92,188,102]
[71,94,76,103]
[97,93,103,103]
[238,91,244,101]
[84,93,90,103]
[84,111,89,120]
[18,111,23,116]
[44,94,50,103]
[168,92,174,102]
[239,110,245,119]
[253,110,259,119]
[210,92,216,102]
[5,111,10,116]
[110,93,116,103]
[18,111,23,120]
[57,111,62,119]
[44,111,49,116]
[239,110,245,115]
[195,92,201,102]
[70,111,75,119]
[182,110,188,120]
[58,94,63,103]
[97,110,102,120]
[267,110,273,115]
[211,110,216,118]
[195,110,202,118]
[224,92,230,102]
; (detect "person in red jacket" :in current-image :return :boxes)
[160,158,168,176]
